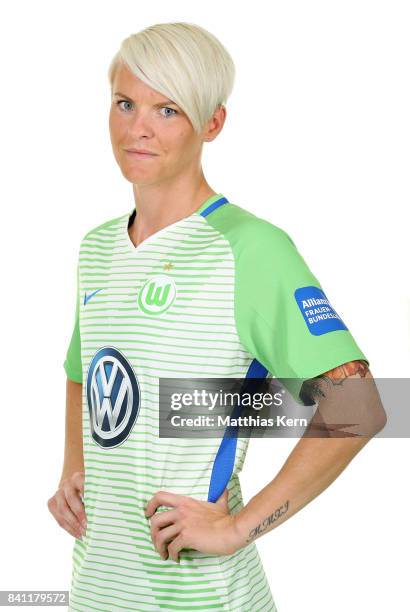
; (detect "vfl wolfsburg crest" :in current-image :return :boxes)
[138,274,177,315]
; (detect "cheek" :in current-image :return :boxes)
[108,113,116,139]
[109,111,125,141]
[165,129,197,159]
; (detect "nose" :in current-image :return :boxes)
[127,108,154,138]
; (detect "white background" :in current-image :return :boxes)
[0,1,409,611]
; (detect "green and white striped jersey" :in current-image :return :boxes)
[63,193,368,611]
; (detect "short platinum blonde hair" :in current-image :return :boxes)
[107,22,235,135]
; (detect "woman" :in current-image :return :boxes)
[47,21,379,611]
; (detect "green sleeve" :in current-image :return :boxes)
[232,219,369,404]
[63,260,83,383]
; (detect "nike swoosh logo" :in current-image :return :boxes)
[84,288,102,305]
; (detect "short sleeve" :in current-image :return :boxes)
[63,259,83,383]
[234,223,369,403]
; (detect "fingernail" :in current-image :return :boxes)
[82,520,87,529]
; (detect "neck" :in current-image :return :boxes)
[129,175,217,248]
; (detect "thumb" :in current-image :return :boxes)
[73,471,85,497]
[214,487,229,509]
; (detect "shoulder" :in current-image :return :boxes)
[206,201,319,287]
[79,210,129,246]
[205,201,299,260]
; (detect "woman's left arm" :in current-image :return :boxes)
[231,359,387,550]
[145,360,387,561]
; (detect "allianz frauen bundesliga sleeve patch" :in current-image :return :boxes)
[294,285,349,335]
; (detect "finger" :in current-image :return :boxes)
[167,534,185,563]
[65,487,87,528]
[145,491,182,518]
[59,517,84,540]
[154,523,181,560]
[56,495,85,535]
[150,509,179,531]
[150,510,179,551]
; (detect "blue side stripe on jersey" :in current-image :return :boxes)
[207,358,268,503]
[200,196,228,217]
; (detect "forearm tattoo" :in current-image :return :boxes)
[246,500,290,543]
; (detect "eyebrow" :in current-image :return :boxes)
[113,92,178,106]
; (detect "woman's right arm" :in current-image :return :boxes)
[59,378,84,485]
[47,378,87,540]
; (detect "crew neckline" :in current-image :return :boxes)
[123,192,227,254]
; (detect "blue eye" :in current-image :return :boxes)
[116,100,133,112]
[160,107,178,118]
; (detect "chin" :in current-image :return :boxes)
[120,165,154,179]
[120,168,161,185]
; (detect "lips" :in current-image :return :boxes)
[125,149,157,155]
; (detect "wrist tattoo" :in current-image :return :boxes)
[246,500,290,543]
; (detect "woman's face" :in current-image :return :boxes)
[109,62,213,186]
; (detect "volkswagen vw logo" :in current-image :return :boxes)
[86,347,140,448]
